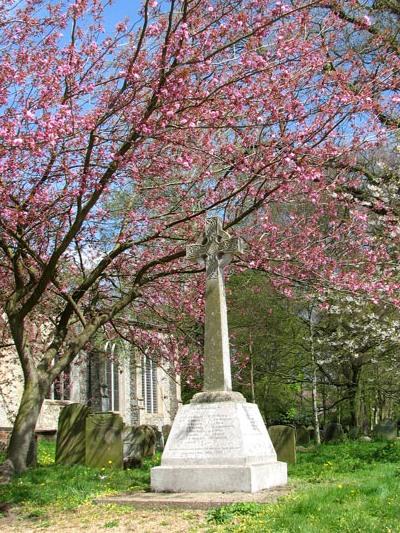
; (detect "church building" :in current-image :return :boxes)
[0,341,181,445]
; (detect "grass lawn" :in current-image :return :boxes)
[1,440,400,532]
[208,441,400,533]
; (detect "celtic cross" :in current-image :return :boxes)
[186,217,244,393]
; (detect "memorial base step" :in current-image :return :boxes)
[151,462,287,493]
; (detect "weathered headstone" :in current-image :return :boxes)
[348,427,360,440]
[269,426,296,464]
[373,420,398,441]
[296,426,310,446]
[85,413,123,469]
[359,435,372,442]
[27,434,38,468]
[150,425,164,451]
[324,422,344,443]
[151,218,287,492]
[123,425,156,468]
[162,424,172,445]
[0,459,14,485]
[55,403,91,465]
[307,426,315,441]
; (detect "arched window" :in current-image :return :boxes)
[104,358,120,412]
[103,341,120,412]
[47,363,70,401]
[142,355,158,414]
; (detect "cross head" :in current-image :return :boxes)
[186,217,244,278]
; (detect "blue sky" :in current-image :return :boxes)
[103,0,143,31]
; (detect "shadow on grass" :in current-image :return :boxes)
[0,441,160,512]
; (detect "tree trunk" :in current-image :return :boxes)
[311,366,321,445]
[309,315,321,445]
[347,362,361,428]
[322,383,327,426]
[6,378,46,473]
[348,386,358,427]
[249,332,255,403]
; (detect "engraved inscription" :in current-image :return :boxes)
[165,404,275,460]
[242,405,261,433]
[168,407,241,458]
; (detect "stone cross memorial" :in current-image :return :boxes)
[187,217,244,398]
[151,217,287,492]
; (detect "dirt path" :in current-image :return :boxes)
[0,504,208,532]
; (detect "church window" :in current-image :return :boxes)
[142,355,158,413]
[105,358,120,412]
[48,366,70,401]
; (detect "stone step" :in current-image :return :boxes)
[94,485,290,510]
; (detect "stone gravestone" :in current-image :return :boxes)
[151,217,287,492]
[296,426,310,446]
[162,424,172,445]
[123,425,156,468]
[324,422,344,443]
[56,403,91,465]
[269,426,296,464]
[0,459,14,485]
[85,413,123,469]
[373,420,398,441]
[348,427,360,440]
[307,426,315,441]
[27,434,38,468]
[150,425,164,451]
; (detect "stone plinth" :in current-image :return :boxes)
[151,401,287,493]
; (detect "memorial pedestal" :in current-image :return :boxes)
[151,401,287,493]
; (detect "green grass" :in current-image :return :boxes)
[2,440,400,532]
[207,441,400,533]
[0,440,160,516]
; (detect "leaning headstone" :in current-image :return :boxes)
[123,425,156,468]
[296,426,310,446]
[27,434,38,467]
[85,413,123,469]
[348,427,360,440]
[324,422,344,443]
[150,425,164,451]
[56,403,91,465]
[268,425,296,464]
[0,459,14,484]
[307,426,315,441]
[373,420,398,441]
[161,424,171,445]
[359,435,372,442]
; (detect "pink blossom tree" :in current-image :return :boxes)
[0,0,398,472]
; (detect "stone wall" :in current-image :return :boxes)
[0,345,89,433]
[36,400,72,431]
[0,342,181,437]
[0,346,24,427]
[0,427,11,451]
